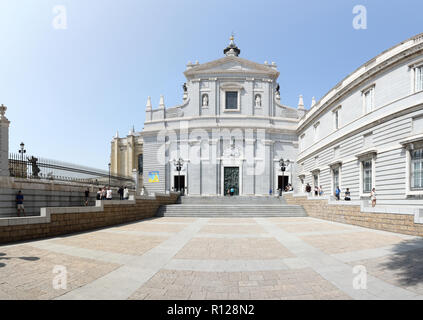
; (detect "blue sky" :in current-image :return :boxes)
[0,0,421,170]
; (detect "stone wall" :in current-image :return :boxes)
[0,177,125,218]
[0,193,179,244]
[284,194,423,237]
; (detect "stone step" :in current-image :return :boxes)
[157,204,307,218]
[178,196,287,205]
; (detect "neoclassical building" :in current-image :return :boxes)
[114,33,423,205]
[297,33,423,206]
[141,37,304,196]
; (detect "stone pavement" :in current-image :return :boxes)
[1,216,423,300]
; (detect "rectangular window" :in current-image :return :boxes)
[364,87,374,113]
[313,122,320,142]
[415,66,423,92]
[225,91,238,110]
[334,110,339,130]
[138,154,143,174]
[333,167,339,193]
[411,149,423,190]
[313,174,319,189]
[362,160,372,193]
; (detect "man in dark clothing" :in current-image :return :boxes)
[118,186,124,200]
[16,191,24,217]
[84,188,90,206]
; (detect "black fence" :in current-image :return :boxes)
[9,153,135,188]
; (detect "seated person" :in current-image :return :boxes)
[345,188,351,201]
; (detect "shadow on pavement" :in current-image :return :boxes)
[381,238,423,286]
[0,252,40,267]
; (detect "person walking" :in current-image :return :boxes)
[345,188,351,201]
[335,186,341,201]
[371,188,377,207]
[314,186,319,197]
[16,190,25,217]
[123,186,129,200]
[319,186,324,196]
[84,188,90,206]
[106,187,113,200]
[118,186,124,200]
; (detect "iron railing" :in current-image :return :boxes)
[9,153,135,188]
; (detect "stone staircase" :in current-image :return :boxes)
[156,196,307,218]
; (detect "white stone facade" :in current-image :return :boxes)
[297,33,423,206]
[130,33,423,204]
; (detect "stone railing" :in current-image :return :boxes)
[0,192,180,244]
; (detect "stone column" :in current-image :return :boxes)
[0,104,10,177]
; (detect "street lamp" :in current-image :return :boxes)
[19,142,26,178]
[108,163,111,186]
[173,158,184,195]
[279,158,291,197]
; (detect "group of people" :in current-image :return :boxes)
[95,186,129,201]
[305,184,377,207]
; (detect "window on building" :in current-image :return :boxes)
[225,91,238,110]
[415,66,423,92]
[313,122,320,142]
[364,87,374,113]
[313,174,319,189]
[362,160,372,193]
[138,154,143,175]
[299,134,305,152]
[411,148,423,190]
[334,109,339,130]
[332,167,340,194]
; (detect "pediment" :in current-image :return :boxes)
[184,56,279,78]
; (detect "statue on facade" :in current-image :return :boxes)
[255,94,262,107]
[202,94,209,107]
[29,156,40,178]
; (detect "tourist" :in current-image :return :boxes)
[335,186,341,201]
[96,188,102,200]
[371,188,377,207]
[305,183,311,194]
[106,187,113,200]
[16,190,24,217]
[118,186,124,200]
[123,186,129,200]
[101,187,107,200]
[345,188,351,201]
[319,186,324,196]
[230,187,235,196]
[84,188,90,206]
[314,186,318,197]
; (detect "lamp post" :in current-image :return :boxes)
[173,158,184,195]
[108,163,111,187]
[19,142,26,178]
[279,158,291,197]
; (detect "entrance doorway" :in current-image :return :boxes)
[224,167,239,196]
[278,176,289,191]
[174,175,185,195]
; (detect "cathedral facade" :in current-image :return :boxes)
[112,33,423,206]
[140,37,304,196]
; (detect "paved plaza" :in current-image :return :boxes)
[1,216,423,300]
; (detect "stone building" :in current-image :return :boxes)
[297,33,423,206]
[141,37,304,196]
[110,127,143,188]
[115,33,423,206]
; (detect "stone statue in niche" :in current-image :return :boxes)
[255,94,262,107]
[202,94,209,107]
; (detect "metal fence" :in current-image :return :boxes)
[9,153,135,188]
